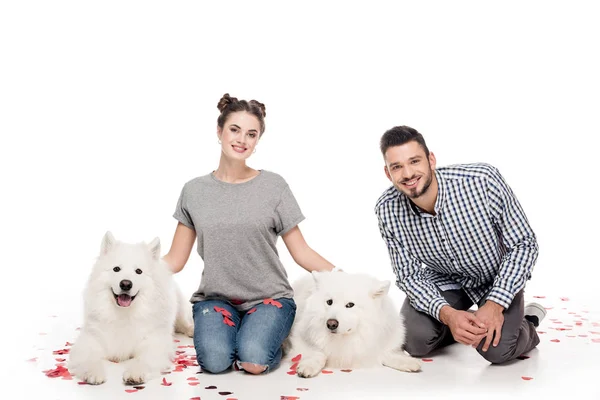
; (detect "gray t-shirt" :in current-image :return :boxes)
[173,169,305,311]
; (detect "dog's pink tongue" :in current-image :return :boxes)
[117,294,132,307]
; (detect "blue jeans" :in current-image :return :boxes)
[191,297,296,374]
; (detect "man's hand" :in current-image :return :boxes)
[473,301,505,352]
[439,306,488,346]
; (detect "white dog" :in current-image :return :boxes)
[284,270,421,378]
[68,232,194,385]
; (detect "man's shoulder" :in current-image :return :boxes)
[374,185,402,215]
[438,162,502,183]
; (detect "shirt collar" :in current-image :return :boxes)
[403,169,446,217]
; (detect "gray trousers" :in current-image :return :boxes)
[401,288,540,364]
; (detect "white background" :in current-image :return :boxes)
[1,1,599,352]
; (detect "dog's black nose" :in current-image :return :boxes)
[327,319,339,331]
[119,279,133,291]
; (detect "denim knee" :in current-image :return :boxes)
[196,349,234,374]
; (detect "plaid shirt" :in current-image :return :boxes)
[375,163,538,321]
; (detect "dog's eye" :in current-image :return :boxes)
[135,268,143,275]
[346,302,355,308]
[113,266,120,272]
[326,299,333,306]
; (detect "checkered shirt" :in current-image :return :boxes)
[375,163,538,321]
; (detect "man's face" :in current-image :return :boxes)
[384,141,436,199]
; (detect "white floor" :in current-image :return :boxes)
[10,290,600,400]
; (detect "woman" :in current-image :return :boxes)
[162,93,335,375]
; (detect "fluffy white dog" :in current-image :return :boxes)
[68,232,194,385]
[284,270,421,378]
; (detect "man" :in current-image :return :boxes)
[374,125,545,363]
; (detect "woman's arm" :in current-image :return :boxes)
[282,226,335,272]
[162,222,196,273]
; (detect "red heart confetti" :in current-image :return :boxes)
[516,355,530,360]
[219,392,233,395]
[26,357,38,362]
[206,385,217,389]
[341,369,353,372]
[579,335,588,338]
[421,358,433,362]
[189,382,200,386]
[281,397,300,400]
[214,306,232,317]
[538,331,546,334]
[187,377,198,381]
[297,388,309,391]
[161,377,172,386]
[521,376,533,381]
[125,389,138,393]
[65,342,74,346]
[590,331,600,335]
[321,370,333,374]
[560,297,569,301]
[290,362,298,371]
[550,339,560,343]
[247,308,257,314]
[533,295,545,298]
[133,386,145,390]
[77,381,89,385]
[592,339,600,343]
[223,316,235,327]
[190,397,201,400]
[52,348,70,355]
[174,339,180,342]
[291,354,302,362]
[55,358,66,362]
[287,371,296,375]
[263,298,283,308]
[43,365,72,379]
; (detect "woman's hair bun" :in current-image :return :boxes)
[217,93,238,113]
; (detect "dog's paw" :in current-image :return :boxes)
[296,359,323,378]
[122,362,150,385]
[183,324,194,338]
[71,362,107,385]
[383,353,422,372]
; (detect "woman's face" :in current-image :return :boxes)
[217,111,261,161]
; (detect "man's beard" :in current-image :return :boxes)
[399,170,433,199]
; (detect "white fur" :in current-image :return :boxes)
[284,270,421,378]
[68,231,194,385]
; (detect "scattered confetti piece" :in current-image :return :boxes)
[214,306,232,317]
[125,389,138,393]
[189,382,200,386]
[321,370,333,374]
[190,397,201,400]
[206,385,217,389]
[43,365,72,379]
[522,376,533,381]
[550,339,560,343]
[219,392,233,395]
[187,377,198,381]
[421,358,433,362]
[247,307,257,314]
[223,316,235,327]
[291,354,302,362]
[65,342,74,346]
[174,339,180,342]
[161,377,172,386]
[341,369,353,372]
[592,339,600,343]
[287,371,296,375]
[55,358,66,362]
[297,388,309,391]
[52,348,70,355]
[264,298,283,308]
[133,386,145,390]
[516,355,530,360]
[560,297,569,301]
[77,381,89,385]
[281,397,300,400]
[26,357,38,362]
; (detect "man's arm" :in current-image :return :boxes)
[376,212,449,322]
[484,166,539,309]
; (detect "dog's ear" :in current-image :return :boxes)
[311,270,325,287]
[101,231,116,255]
[370,280,391,298]
[148,237,161,260]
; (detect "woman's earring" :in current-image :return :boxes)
[218,140,222,144]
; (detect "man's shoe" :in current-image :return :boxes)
[524,302,547,328]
